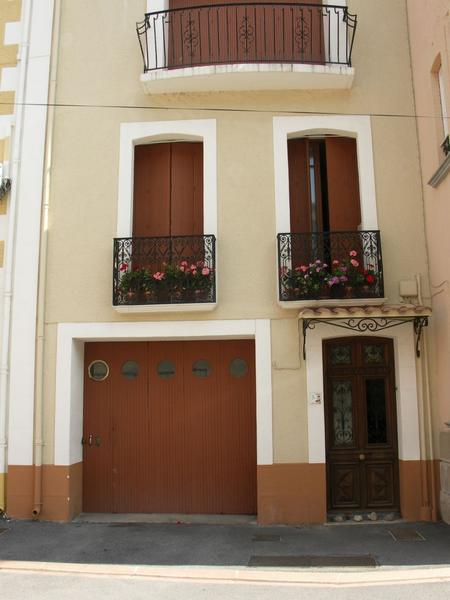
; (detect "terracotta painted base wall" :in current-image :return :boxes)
[5,460,440,523]
[257,463,327,524]
[399,459,440,522]
[7,464,82,521]
[440,431,450,524]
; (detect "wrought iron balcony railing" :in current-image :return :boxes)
[277,230,384,302]
[113,235,216,306]
[137,3,357,72]
[442,135,450,157]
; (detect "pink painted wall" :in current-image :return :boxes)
[407,0,450,521]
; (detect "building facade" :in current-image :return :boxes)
[1,0,441,524]
[408,0,450,524]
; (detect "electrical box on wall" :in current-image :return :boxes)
[399,280,418,299]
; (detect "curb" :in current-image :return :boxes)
[1,561,450,587]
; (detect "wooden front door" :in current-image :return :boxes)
[83,340,257,514]
[323,337,400,512]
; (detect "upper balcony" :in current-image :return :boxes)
[137,2,357,94]
[277,230,385,308]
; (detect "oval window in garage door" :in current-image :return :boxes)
[157,360,175,379]
[88,360,109,381]
[122,360,139,379]
[192,359,212,378]
[229,358,248,378]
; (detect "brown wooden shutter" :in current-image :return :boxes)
[133,144,171,237]
[325,137,362,232]
[288,138,311,234]
[132,142,203,238]
[170,142,203,236]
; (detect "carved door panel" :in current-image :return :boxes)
[324,337,399,512]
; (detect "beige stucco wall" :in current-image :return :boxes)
[39,0,429,468]
[407,0,450,521]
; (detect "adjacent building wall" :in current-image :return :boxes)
[407,0,450,523]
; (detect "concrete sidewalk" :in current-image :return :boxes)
[0,519,449,584]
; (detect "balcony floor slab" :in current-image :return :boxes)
[114,302,217,314]
[141,63,355,94]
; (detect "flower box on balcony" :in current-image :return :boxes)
[113,235,217,313]
[277,230,385,307]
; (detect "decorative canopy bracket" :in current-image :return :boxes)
[302,316,429,360]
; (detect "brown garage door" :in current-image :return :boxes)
[83,340,257,514]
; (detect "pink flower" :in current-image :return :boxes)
[300,265,308,272]
[153,272,164,281]
[349,250,357,257]
[190,264,197,271]
[332,260,339,266]
[119,262,128,272]
[350,259,359,267]
[180,261,188,267]
[179,265,186,272]
[202,267,210,276]
[191,269,197,275]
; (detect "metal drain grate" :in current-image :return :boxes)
[248,555,377,568]
[252,534,281,542]
[389,528,425,541]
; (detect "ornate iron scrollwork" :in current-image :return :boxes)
[302,316,429,360]
[239,16,255,54]
[183,18,199,57]
[295,16,310,54]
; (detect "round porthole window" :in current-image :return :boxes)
[122,360,139,380]
[229,358,248,378]
[88,360,109,382]
[192,359,212,378]
[157,360,175,380]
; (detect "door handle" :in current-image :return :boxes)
[359,453,366,461]
[88,434,93,447]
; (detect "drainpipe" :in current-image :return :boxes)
[0,0,33,513]
[31,0,60,520]
[416,274,437,521]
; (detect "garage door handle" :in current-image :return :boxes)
[95,436,102,447]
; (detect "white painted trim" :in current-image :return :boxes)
[325,0,348,65]
[438,66,449,138]
[273,115,378,234]
[3,21,22,46]
[145,1,168,71]
[54,319,273,467]
[6,0,54,467]
[117,119,217,238]
[148,0,166,12]
[0,67,18,92]
[305,324,421,464]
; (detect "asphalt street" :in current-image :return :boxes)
[1,520,450,567]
